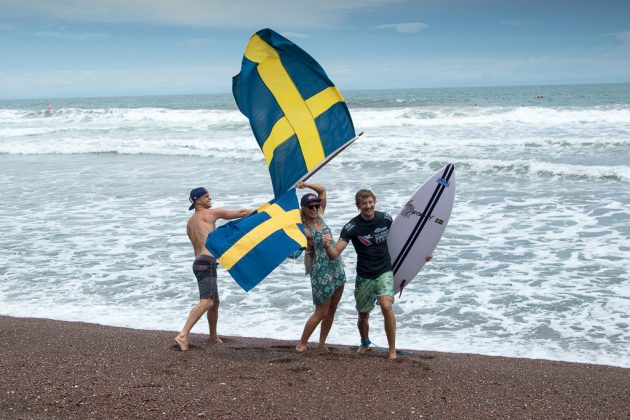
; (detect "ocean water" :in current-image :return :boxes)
[1,84,629,368]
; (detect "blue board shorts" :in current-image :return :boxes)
[354,271,394,313]
[192,255,219,301]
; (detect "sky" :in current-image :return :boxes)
[1,0,629,99]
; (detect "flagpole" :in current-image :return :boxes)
[296,131,364,184]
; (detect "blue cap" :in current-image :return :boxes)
[189,187,208,210]
[300,193,321,207]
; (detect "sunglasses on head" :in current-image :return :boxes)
[307,204,321,210]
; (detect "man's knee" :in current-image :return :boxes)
[199,298,214,311]
[379,297,394,312]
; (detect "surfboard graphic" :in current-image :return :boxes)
[387,164,456,294]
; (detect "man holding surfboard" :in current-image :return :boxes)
[323,189,398,360]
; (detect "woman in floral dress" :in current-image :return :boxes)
[295,182,346,352]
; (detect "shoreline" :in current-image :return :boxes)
[1,315,629,418]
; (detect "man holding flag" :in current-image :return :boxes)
[175,187,253,351]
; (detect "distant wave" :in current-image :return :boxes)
[2,105,628,171]
[445,158,630,183]
[2,104,629,127]
[352,106,630,128]
[0,107,249,138]
[0,135,261,157]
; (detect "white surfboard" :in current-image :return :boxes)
[388,163,455,294]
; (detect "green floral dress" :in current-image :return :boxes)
[304,220,346,305]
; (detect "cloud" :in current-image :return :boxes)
[610,30,630,44]
[3,50,630,100]
[377,22,428,33]
[181,37,217,46]
[603,30,630,54]
[0,0,407,29]
[0,22,16,30]
[329,54,630,90]
[0,65,237,99]
[281,31,308,39]
[21,31,110,41]
[500,19,535,27]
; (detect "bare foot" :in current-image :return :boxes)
[209,336,223,344]
[175,334,189,351]
[387,350,397,360]
[295,343,307,353]
[357,344,370,354]
[317,345,331,352]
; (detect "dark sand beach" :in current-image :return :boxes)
[1,316,628,419]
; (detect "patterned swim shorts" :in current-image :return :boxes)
[354,271,394,313]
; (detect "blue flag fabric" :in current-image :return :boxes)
[233,28,356,197]
[205,189,307,292]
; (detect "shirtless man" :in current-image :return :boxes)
[175,187,252,351]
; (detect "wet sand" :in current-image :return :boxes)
[1,315,628,419]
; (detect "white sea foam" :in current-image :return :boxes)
[1,90,629,368]
[435,158,630,182]
[0,107,249,142]
[351,105,630,128]
[2,105,629,154]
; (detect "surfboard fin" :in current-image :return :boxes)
[399,280,407,298]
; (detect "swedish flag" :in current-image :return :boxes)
[205,189,307,292]
[233,28,356,197]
